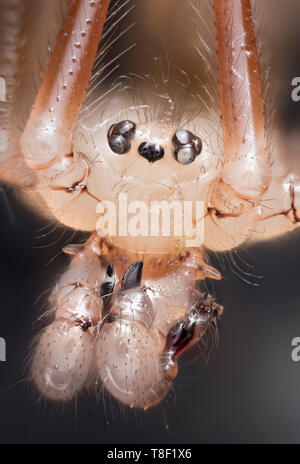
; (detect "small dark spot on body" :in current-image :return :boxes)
[290,184,300,223]
[66,181,86,193]
[105,313,116,324]
[77,320,92,331]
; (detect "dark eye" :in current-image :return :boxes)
[172,129,202,165]
[107,120,136,154]
[138,142,164,163]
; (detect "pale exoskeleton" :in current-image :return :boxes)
[1,0,300,411]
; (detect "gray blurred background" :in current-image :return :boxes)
[1,0,300,444]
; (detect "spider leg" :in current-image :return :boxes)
[204,0,273,251]
[214,0,271,200]
[0,1,36,187]
[20,0,111,229]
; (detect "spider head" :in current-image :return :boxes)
[74,107,222,255]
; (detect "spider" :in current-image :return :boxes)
[1,0,299,410]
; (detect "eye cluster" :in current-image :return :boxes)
[107,120,136,154]
[172,129,202,165]
[107,121,202,165]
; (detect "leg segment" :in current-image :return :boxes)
[21,0,110,170]
[204,0,273,251]
[0,1,36,187]
[20,0,111,230]
[250,166,300,241]
[214,0,271,200]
